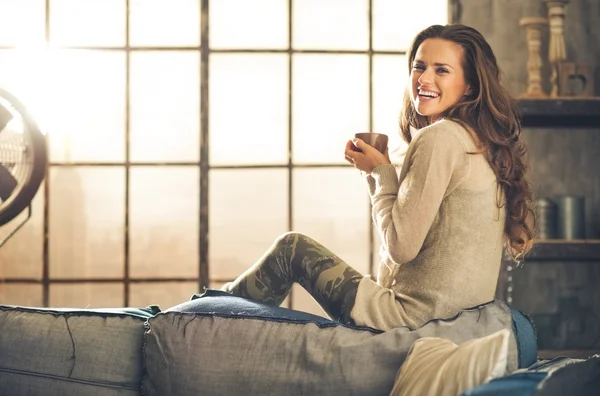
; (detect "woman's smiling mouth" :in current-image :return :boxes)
[418,89,440,100]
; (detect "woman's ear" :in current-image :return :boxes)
[463,84,473,96]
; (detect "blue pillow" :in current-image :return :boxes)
[510,308,538,368]
[167,289,365,329]
[461,372,548,396]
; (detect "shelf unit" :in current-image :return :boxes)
[517,98,600,261]
[499,99,600,358]
[517,98,600,128]
[527,239,600,261]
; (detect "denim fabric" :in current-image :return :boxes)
[174,289,344,327]
[460,356,592,396]
[536,355,600,396]
[461,372,548,396]
[0,305,155,395]
[510,308,538,368]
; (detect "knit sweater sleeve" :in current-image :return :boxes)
[368,121,469,265]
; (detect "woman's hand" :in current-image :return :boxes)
[344,138,391,174]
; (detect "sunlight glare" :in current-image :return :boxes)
[0,46,54,134]
[0,0,45,47]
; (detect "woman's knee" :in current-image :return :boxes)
[274,231,317,248]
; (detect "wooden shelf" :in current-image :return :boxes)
[525,239,600,261]
[538,349,600,360]
[517,98,600,128]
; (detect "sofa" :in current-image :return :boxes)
[0,289,598,395]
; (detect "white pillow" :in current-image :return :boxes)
[390,329,510,396]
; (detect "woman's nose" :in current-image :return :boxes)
[418,68,434,84]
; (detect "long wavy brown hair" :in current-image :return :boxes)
[398,24,536,261]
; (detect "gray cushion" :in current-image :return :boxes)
[142,295,518,396]
[0,305,158,395]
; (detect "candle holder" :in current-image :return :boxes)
[519,17,548,98]
[544,0,570,97]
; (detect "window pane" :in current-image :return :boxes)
[0,49,50,123]
[130,282,198,309]
[209,169,288,280]
[130,51,200,162]
[49,283,124,308]
[129,166,199,278]
[292,168,370,274]
[0,284,43,307]
[0,50,126,163]
[210,0,288,49]
[293,55,368,164]
[210,54,288,166]
[373,0,448,51]
[49,167,125,279]
[129,0,200,47]
[0,0,45,46]
[373,55,409,163]
[291,284,329,318]
[0,183,44,279]
[293,0,368,50]
[50,0,126,47]
[47,50,126,163]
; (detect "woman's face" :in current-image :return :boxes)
[410,38,472,122]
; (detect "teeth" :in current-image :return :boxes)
[419,90,439,98]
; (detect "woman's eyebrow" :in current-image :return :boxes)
[433,62,454,69]
[413,60,454,69]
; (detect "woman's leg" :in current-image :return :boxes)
[221,232,363,324]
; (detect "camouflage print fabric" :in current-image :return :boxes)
[221,232,363,324]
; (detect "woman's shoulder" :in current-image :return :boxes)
[412,119,476,151]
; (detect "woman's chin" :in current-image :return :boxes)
[414,106,436,118]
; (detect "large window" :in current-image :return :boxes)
[0,0,447,316]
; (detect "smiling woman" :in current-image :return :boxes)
[411,38,473,122]
[0,0,449,314]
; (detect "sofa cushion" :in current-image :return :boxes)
[0,304,158,396]
[142,290,520,396]
[391,329,511,396]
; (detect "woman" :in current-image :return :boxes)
[221,24,535,331]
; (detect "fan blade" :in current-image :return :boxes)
[0,103,13,133]
[0,163,17,201]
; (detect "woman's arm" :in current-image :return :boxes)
[370,122,470,265]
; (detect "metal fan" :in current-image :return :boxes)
[0,86,47,248]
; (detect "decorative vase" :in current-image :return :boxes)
[519,17,549,98]
[544,0,570,97]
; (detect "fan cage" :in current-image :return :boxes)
[0,98,34,211]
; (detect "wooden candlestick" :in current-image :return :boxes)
[519,17,548,98]
[544,0,570,97]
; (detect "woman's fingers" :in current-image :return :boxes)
[351,138,365,152]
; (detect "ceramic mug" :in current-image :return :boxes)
[353,132,389,154]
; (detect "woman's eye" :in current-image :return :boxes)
[437,68,449,74]
[412,64,425,71]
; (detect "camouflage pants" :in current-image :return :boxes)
[221,232,363,324]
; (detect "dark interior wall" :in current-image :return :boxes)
[456,0,600,96]
[524,129,600,239]
[457,0,600,353]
